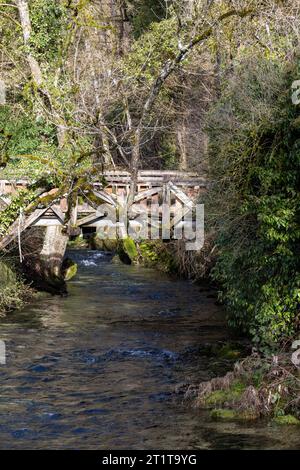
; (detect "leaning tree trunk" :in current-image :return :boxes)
[16,0,67,148]
[16,0,43,86]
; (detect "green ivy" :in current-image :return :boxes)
[28,0,68,62]
[207,55,300,351]
[0,189,37,236]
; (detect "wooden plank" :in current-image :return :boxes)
[77,211,105,227]
[33,219,63,227]
[0,208,46,250]
[32,206,65,227]
[50,206,65,224]
[134,186,163,203]
[149,205,160,239]
[170,205,191,229]
[168,182,194,209]
[91,189,118,208]
[0,172,206,184]
[0,170,205,248]
[162,183,171,240]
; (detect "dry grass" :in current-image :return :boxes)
[183,352,300,420]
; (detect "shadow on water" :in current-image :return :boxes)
[0,250,299,449]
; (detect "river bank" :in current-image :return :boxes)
[181,351,300,425]
[0,259,35,315]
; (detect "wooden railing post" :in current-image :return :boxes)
[162,182,170,240]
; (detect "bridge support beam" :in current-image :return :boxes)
[40,226,69,277]
[32,226,69,294]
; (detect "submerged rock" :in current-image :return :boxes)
[210,408,257,421]
[185,352,300,425]
[210,409,238,421]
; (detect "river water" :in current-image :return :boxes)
[0,250,299,449]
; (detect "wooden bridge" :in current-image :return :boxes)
[0,170,206,251]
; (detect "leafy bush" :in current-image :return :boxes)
[0,189,37,237]
[207,55,300,350]
[29,0,68,61]
[122,17,178,84]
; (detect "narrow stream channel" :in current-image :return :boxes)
[0,250,299,449]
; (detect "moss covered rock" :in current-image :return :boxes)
[123,237,138,261]
[62,258,78,281]
[210,408,257,421]
[273,415,300,426]
[139,240,177,272]
[203,381,246,407]
[91,236,118,252]
[68,235,88,249]
[116,237,138,264]
[111,254,122,264]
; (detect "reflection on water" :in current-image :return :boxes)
[0,250,298,449]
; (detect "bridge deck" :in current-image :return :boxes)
[0,170,206,250]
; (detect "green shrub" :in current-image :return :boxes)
[123,237,138,261]
[139,241,178,273]
[273,415,300,425]
[0,260,33,314]
[207,55,300,350]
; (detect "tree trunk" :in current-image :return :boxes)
[16,0,67,148]
[177,125,187,171]
[16,0,43,85]
[20,226,68,295]
[182,0,194,19]
[84,38,115,167]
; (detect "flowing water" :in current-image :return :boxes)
[0,250,299,449]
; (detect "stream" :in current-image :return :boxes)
[0,250,299,449]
